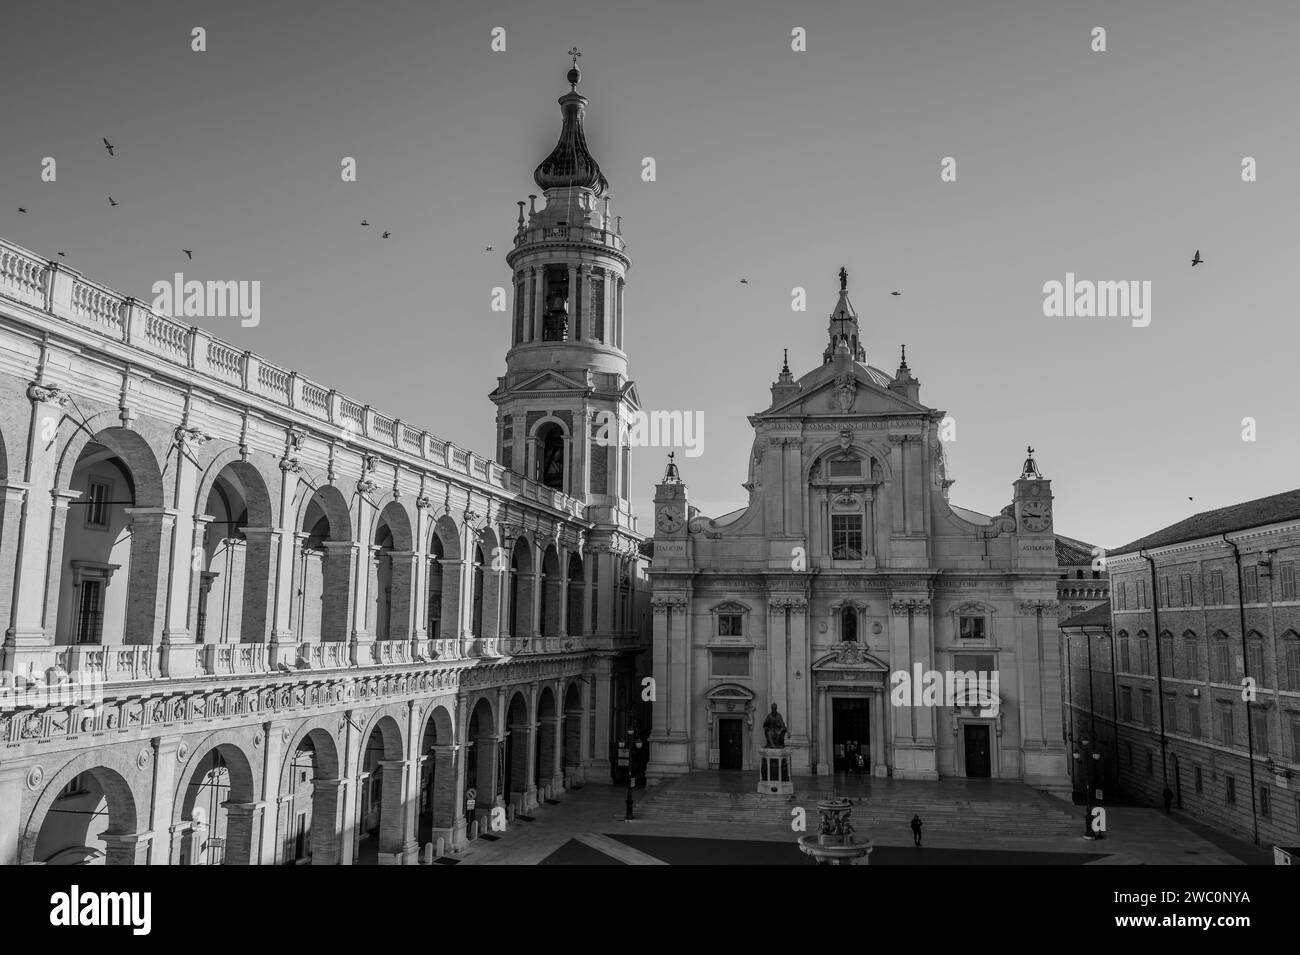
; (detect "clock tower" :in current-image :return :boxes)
[1014,446,1056,567]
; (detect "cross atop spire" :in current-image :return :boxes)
[567,47,582,88]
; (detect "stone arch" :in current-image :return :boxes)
[566,552,585,636]
[370,502,414,642]
[416,701,457,847]
[53,425,169,648]
[358,710,407,863]
[466,695,498,821]
[530,416,570,492]
[22,754,144,865]
[508,534,534,639]
[278,721,343,865]
[195,458,277,645]
[294,485,354,644]
[174,736,259,865]
[540,544,562,638]
[562,680,583,781]
[806,437,893,483]
[504,690,530,806]
[536,685,558,790]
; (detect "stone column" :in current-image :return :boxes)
[428,743,459,848]
[269,461,301,666]
[162,433,203,652]
[239,526,278,645]
[816,684,831,774]
[375,758,412,864]
[0,482,28,657]
[222,800,266,865]
[102,832,153,866]
[312,778,346,865]
[531,266,544,342]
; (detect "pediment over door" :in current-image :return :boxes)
[812,642,890,673]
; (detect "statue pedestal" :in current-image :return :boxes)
[757,747,793,795]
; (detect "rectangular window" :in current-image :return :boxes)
[717,614,743,637]
[1141,689,1153,726]
[830,515,863,560]
[1188,703,1201,739]
[1287,642,1300,691]
[1160,634,1174,678]
[1261,786,1270,818]
[1213,641,1231,682]
[1136,579,1148,609]
[1159,576,1171,607]
[85,478,111,528]
[1292,719,1300,762]
[1251,707,1269,755]
[958,616,986,640]
[1120,636,1131,673]
[1180,573,1193,606]
[76,579,104,644]
[1120,686,1133,722]
[1210,570,1225,604]
[1194,765,1203,794]
[1219,702,1234,745]
[710,650,750,677]
[1163,694,1177,733]
[1225,775,1236,805]
[1118,582,1127,611]
[1282,561,1297,600]
[953,654,996,673]
[1248,641,1265,687]
[1185,639,1200,680]
[1244,566,1259,603]
[1138,635,1150,674]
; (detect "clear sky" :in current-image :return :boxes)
[3,0,1297,551]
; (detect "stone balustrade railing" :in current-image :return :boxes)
[0,236,585,520]
[513,222,627,255]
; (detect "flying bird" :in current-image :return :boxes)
[1191,249,1203,266]
[890,291,901,296]
[17,207,27,214]
[740,278,749,284]
[56,251,65,257]
[381,231,391,238]
[102,138,115,156]
[182,249,193,259]
[108,196,118,207]
[484,245,494,251]
[360,219,370,227]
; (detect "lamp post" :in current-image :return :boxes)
[1090,749,1104,839]
[1080,737,1095,839]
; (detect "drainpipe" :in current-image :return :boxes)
[1106,616,1120,791]
[1222,534,1260,846]
[1139,551,1169,802]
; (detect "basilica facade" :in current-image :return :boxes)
[647,274,1071,791]
[0,60,648,865]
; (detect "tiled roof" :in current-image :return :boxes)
[1113,488,1300,555]
[1060,602,1111,629]
[1055,533,1096,566]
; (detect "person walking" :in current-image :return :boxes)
[910,814,923,847]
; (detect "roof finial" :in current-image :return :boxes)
[839,266,848,292]
[900,343,907,366]
[567,46,582,89]
[663,451,682,485]
[1021,445,1043,479]
[782,348,789,374]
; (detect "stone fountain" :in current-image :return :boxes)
[798,797,872,865]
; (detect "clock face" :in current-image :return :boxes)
[657,506,683,534]
[1020,501,1052,532]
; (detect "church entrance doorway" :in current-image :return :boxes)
[832,698,870,773]
[964,724,991,778]
[718,718,743,771]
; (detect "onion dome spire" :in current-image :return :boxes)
[534,48,609,197]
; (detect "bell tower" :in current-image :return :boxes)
[490,52,640,533]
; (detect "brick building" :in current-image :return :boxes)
[1064,490,1300,847]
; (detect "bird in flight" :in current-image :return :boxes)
[18,207,27,214]
[484,245,494,252]
[56,251,66,257]
[740,278,749,284]
[890,291,901,296]
[1191,249,1203,266]
[108,196,118,207]
[381,231,391,239]
[360,219,370,227]
[102,138,115,156]
[182,249,193,259]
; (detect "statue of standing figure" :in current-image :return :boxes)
[763,703,788,749]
